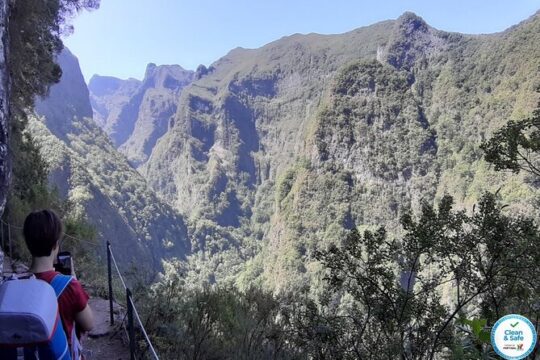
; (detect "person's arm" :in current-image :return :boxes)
[75,304,94,332]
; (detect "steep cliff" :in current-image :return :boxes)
[0,1,9,216]
[139,12,540,288]
[89,75,141,129]
[89,64,194,167]
[31,49,191,270]
[145,18,395,218]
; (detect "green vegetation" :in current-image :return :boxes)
[0,112,106,292]
[28,47,191,272]
[139,192,539,359]
[130,12,540,359]
[481,102,540,177]
[6,5,540,359]
[2,127,60,261]
[138,262,292,359]
[9,0,99,117]
[318,193,538,358]
[2,0,100,261]
[141,11,540,291]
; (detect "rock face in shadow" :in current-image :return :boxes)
[0,1,9,218]
[32,49,191,271]
[89,64,194,168]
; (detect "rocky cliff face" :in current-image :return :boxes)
[138,12,540,288]
[89,64,194,167]
[145,18,395,219]
[89,75,141,129]
[0,1,9,217]
[32,49,191,270]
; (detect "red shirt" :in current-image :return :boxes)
[35,270,89,344]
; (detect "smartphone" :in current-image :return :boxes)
[55,251,72,275]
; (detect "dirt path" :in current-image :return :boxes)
[82,298,129,359]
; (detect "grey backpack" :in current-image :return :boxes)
[0,275,73,359]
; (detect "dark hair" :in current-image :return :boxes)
[23,209,63,257]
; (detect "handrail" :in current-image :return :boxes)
[0,219,99,247]
[129,295,160,360]
[107,241,160,360]
[0,219,21,230]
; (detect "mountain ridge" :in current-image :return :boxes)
[82,11,540,287]
[89,62,194,167]
[32,48,191,271]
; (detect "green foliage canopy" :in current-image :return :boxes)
[481,105,540,177]
[8,0,99,116]
[314,193,539,359]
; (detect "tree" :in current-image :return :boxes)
[8,0,100,118]
[2,0,99,257]
[315,193,540,359]
[478,101,540,359]
[139,261,297,360]
[481,104,540,177]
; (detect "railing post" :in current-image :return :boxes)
[1,220,4,251]
[127,288,136,360]
[107,241,114,325]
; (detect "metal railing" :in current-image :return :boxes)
[0,219,159,360]
[107,241,160,360]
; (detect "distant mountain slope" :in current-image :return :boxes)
[89,64,194,167]
[89,75,141,129]
[31,49,191,270]
[145,17,396,216]
[140,12,540,289]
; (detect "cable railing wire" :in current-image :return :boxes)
[129,295,160,360]
[63,232,100,247]
[0,219,22,230]
[0,219,100,247]
[107,242,159,360]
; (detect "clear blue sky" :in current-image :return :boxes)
[63,0,540,82]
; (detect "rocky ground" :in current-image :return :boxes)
[83,298,128,360]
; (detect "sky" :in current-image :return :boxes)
[63,0,540,82]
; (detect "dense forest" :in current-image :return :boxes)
[1,1,539,359]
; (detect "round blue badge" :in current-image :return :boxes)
[491,314,537,360]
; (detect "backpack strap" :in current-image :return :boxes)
[50,274,73,298]
[50,274,78,359]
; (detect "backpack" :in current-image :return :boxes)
[0,274,77,360]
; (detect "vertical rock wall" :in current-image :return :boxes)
[0,0,9,217]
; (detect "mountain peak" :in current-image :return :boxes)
[89,75,121,94]
[88,74,141,97]
[395,12,429,35]
[35,49,93,135]
[144,62,158,79]
[142,63,192,87]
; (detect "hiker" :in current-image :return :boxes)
[25,209,94,357]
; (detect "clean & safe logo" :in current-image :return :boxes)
[491,314,537,359]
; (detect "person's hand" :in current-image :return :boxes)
[69,257,77,279]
